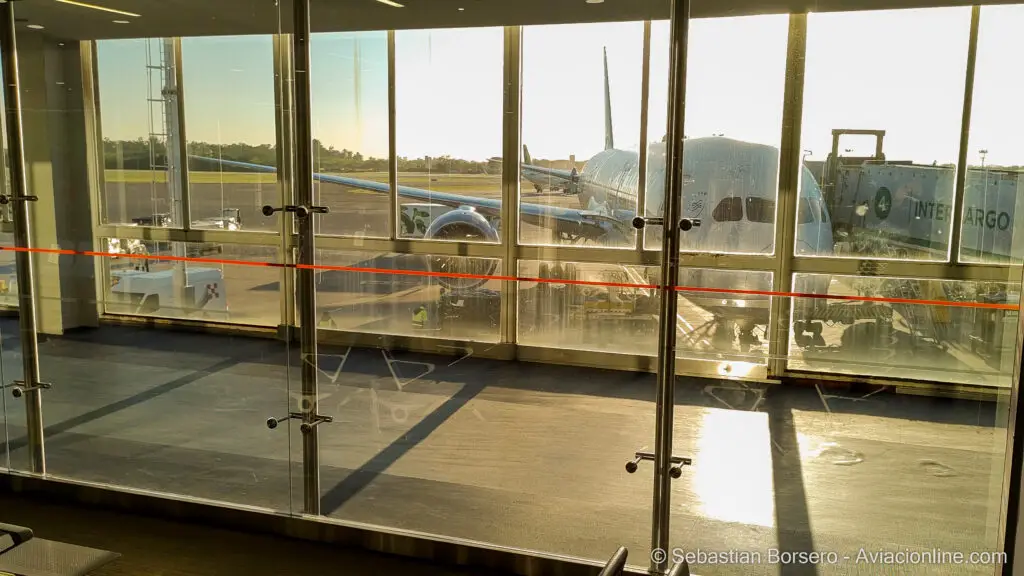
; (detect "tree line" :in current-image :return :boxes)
[103,137,1024,174]
[103,138,503,174]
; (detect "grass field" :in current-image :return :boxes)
[104,169,503,194]
[106,170,278,185]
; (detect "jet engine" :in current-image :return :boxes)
[423,206,500,291]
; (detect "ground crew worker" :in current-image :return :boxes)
[412,305,428,328]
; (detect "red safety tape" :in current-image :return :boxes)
[1,245,1018,311]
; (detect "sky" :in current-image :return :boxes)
[96,5,1024,168]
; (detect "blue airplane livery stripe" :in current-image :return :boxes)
[189,156,627,236]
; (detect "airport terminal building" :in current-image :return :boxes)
[1,0,1024,574]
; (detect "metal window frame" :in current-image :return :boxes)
[274,32,296,333]
[81,7,1022,388]
[501,26,522,345]
[39,6,1024,572]
[950,6,981,265]
[636,20,652,259]
[387,29,398,241]
[767,13,807,377]
[171,37,191,232]
[0,0,45,474]
[80,39,107,321]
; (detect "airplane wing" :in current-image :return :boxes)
[523,164,576,181]
[486,155,576,187]
[188,156,623,241]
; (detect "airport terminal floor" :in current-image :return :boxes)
[0,489,480,576]
[0,315,1015,575]
[2,0,1024,575]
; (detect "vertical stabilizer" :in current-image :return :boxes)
[523,144,532,164]
[603,47,614,150]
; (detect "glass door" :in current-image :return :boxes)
[0,38,12,471]
[663,6,1024,576]
[655,11,791,575]
[0,34,24,473]
[0,0,301,515]
[299,0,673,569]
[0,6,42,476]
[270,0,330,516]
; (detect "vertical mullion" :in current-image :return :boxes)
[0,0,45,474]
[951,6,981,265]
[636,20,651,257]
[81,40,107,321]
[767,13,807,380]
[172,38,191,231]
[650,0,690,569]
[291,0,322,516]
[501,26,521,346]
[273,33,296,333]
[388,30,398,240]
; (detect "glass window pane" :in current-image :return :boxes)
[516,262,772,366]
[101,240,280,327]
[712,197,743,222]
[790,273,1019,387]
[0,233,14,310]
[799,7,971,260]
[745,197,775,224]
[395,28,503,244]
[961,5,1024,265]
[797,198,815,224]
[98,38,180,227]
[647,15,788,254]
[677,268,773,366]
[517,260,659,354]
[519,22,643,248]
[316,249,501,341]
[311,31,390,239]
[182,35,278,234]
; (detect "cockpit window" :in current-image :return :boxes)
[745,197,775,224]
[798,198,816,224]
[815,198,829,223]
[712,197,743,222]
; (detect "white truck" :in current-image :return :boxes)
[0,261,228,321]
[99,208,237,319]
[107,265,228,320]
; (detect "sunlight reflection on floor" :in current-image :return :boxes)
[690,408,775,528]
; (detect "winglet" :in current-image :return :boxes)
[523,144,532,164]
[603,46,614,151]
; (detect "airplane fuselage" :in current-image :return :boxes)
[569,136,835,324]
[572,136,833,254]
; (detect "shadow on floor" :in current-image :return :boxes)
[0,491,490,576]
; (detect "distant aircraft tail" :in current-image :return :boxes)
[603,46,614,151]
[523,144,532,164]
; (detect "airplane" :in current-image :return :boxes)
[189,46,840,355]
[191,110,1021,363]
[484,47,626,197]
[520,145,579,194]
[484,147,579,195]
